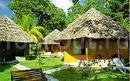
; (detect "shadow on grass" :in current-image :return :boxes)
[0,62,18,72]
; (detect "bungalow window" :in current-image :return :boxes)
[73,40,86,55]
[118,41,128,49]
[89,41,97,49]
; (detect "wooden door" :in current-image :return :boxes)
[0,43,3,62]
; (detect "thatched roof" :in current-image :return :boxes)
[56,8,129,40]
[0,15,34,43]
[42,29,60,44]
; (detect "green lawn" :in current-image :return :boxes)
[50,67,130,81]
[0,57,63,81]
[1,57,129,81]
[19,57,64,70]
[0,64,18,81]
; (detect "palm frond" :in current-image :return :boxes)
[30,34,38,43]
[18,15,37,31]
[33,26,44,32]
[30,28,44,40]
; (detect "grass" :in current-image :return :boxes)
[1,57,129,81]
[0,57,64,81]
[0,63,18,81]
[50,67,130,81]
[50,67,84,81]
[19,57,64,70]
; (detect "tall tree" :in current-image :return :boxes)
[66,0,129,31]
[8,0,66,34]
[18,15,44,43]
[66,1,84,25]
[105,0,129,31]
[72,0,79,4]
[66,0,106,25]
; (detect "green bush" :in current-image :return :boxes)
[36,53,44,65]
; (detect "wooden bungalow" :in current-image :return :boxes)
[41,29,63,56]
[56,8,129,66]
[0,16,34,62]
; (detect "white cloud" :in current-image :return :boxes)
[0,1,7,9]
[50,0,73,13]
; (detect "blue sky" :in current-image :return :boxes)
[0,0,13,18]
[0,0,85,18]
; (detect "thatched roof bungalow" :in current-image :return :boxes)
[57,8,128,40]
[56,8,129,66]
[41,29,63,56]
[42,29,60,45]
[0,15,34,62]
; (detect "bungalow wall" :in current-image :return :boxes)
[63,40,86,63]
[63,39,129,63]
[41,44,63,53]
[0,42,29,62]
[53,44,63,52]
[107,40,128,59]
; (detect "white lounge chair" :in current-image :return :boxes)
[113,58,130,74]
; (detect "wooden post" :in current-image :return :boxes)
[86,40,89,60]
[118,48,120,58]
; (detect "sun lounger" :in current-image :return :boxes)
[113,58,130,74]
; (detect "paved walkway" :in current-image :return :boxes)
[44,66,69,74]
[13,64,70,81]
[13,64,30,70]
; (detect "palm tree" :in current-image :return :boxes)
[18,15,44,43]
